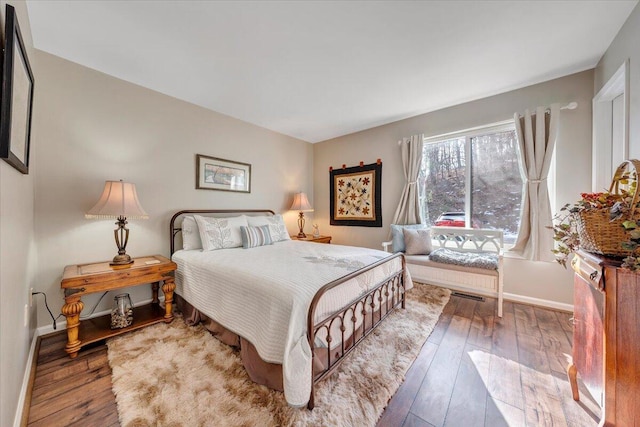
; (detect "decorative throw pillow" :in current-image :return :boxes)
[181,216,202,250]
[390,223,425,252]
[194,215,248,251]
[247,214,291,242]
[402,228,433,255]
[240,225,273,249]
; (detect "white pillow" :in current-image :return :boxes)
[181,216,202,250]
[390,223,425,252]
[194,215,248,251]
[403,228,433,255]
[246,214,291,242]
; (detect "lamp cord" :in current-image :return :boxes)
[32,292,64,330]
[79,291,109,320]
[32,290,110,330]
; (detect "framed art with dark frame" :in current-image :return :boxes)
[196,154,251,193]
[0,4,35,175]
[330,162,382,227]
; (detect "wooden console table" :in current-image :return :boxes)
[569,250,640,426]
[290,235,332,244]
[60,254,177,358]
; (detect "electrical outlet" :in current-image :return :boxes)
[24,304,29,327]
[29,288,34,307]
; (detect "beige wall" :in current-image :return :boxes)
[5,4,634,423]
[595,2,640,158]
[31,50,313,330]
[0,1,37,425]
[314,70,595,305]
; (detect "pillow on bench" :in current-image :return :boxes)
[390,223,426,252]
[428,248,499,270]
[403,228,433,255]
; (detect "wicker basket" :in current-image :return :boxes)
[575,159,640,257]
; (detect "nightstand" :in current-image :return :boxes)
[60,254,177,358]
[291,235,332,244]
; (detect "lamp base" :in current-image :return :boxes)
[111,217,134,266]
[297,212,307,239]
[110,254,134,266]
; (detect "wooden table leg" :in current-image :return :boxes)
[151,282,159,304]
[162,276,175,322]
[567,362,580,401]
[62,295,84,358]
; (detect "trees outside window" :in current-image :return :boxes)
[419,123,523,243]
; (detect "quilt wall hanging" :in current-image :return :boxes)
[329,160,382,227]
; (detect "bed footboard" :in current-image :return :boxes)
[306,253,406,409]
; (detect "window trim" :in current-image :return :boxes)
[421,119,557,247]
[420,119,520,234]
[423,119,516,145]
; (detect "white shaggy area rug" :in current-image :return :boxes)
[107,283,450,427]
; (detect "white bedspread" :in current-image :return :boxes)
[172,240,409,407]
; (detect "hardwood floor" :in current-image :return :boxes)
[26,295,600,427]
[378,296,601,427]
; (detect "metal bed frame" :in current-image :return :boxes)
[169,209,406,409]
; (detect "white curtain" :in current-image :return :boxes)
[391,134,424,225]
[510,105,559,261]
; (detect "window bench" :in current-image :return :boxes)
[383,226,504,317]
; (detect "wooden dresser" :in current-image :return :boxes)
[569,250,640,426]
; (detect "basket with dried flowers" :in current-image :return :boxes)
[551,159,640,270]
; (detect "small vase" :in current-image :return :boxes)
[111,293,133,329]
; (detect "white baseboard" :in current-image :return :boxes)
[14,330,39,427]
[503,292,573,313]
[37,318,66,337]
[415,279,573,313]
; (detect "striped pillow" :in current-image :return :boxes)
[240,225,273,249]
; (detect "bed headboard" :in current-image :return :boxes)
[169,209,276,255]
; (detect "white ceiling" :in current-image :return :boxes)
[27,1,637,143]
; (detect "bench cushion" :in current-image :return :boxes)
[429,248,499,270]
[404,254,499,277]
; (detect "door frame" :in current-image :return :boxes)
[592,59,630,191]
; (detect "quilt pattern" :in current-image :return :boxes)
[330,162,382,227]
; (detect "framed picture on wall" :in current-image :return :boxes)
[196,154,251,193]
[330,161,382,227]
[0,4,35,175]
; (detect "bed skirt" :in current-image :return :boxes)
[176,293,380,393]
[176,293,287,391]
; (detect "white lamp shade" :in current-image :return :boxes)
[85,180,149,219]
[290,192,313,212]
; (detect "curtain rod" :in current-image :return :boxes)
[520,101,578,117]
[402,101,579,145]
[560,101,578,110]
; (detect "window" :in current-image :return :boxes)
[419,121,522,244]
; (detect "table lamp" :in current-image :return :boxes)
[86,180,149,266]
[290,192,313,238]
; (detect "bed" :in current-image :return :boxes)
[169,209,409,409]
